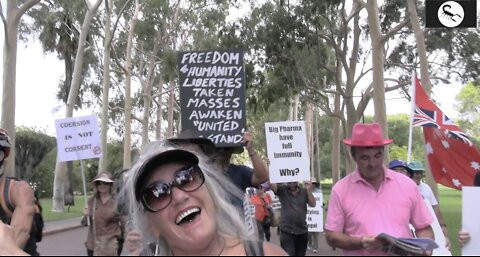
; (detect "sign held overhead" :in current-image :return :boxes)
[55,114,102,162]
[178,49,246,147]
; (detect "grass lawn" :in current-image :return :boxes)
[39,195,89,222]
[321,183,462,256]
[438,185,462,256]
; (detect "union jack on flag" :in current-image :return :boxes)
[413,77,472,146]
[412,76,480,191]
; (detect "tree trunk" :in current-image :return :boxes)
[141,32,161,148]
[99,0,113,174]
[64,161,74,207]
[304,102,313,176]
[52,0,103,212]
[1,0,41,177]
[167,81,175,137]
[288,97,294,121]
[407,0,438,198]
[293,94,300,121]
[314,108,321,181]
[155,76,164,140]
[332,94,341,184]
[366,0,390,163]
[123,0,141,168]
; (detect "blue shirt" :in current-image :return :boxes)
[225,164,254,211]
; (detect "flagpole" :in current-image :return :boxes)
[407,71,416,163]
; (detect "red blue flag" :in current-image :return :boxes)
[414,77,480,190]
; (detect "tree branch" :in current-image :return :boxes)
[15,0,41,23]
[382,18,409,43]
[0,2,7,45]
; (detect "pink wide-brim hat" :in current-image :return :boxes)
[343,123,393,146]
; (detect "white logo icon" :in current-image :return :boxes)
[437,1,464,27]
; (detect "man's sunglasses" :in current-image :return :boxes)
[140,165,205,212]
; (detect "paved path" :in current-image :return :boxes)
[39,217,342,256]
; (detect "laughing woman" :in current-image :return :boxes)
[123,140,286,256]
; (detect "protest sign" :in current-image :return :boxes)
[265,121,310,183]
[178,50,246,147]
[55,114,102,162]
[307,192,324,232]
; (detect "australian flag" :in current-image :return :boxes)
[413,77,472,146]
[412,76,480,190]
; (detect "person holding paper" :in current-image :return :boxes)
[270,180,316,256]
[213,131,269,190]
[407,161,450,250]
[307,177,322,253]
[325,123,434,256]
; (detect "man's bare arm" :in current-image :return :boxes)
[415,225,434,239]
[326,230,384,252]
[242,131,269,186]
[10,181,35,248]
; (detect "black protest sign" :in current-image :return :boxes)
[178,50,246,147]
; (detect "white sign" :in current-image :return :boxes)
[462,187,480,256]
[55,114,102,162]
[265,121,310,183]
[266,190,281,211]
[243,194,256,236]
[307,192,324,232]
[423,199,451,256]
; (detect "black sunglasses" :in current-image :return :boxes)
[140,165,205,212]
[95,181,112,186]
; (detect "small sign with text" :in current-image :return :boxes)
[55,114,102,162]
[265,121,310,183]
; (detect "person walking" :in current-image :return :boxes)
[251,183,273,242]
[307,177,322,253]
[388,160,413,177]
[83,172,124,256]
[0,128,36,251]
[408,160,450,249]
[23,193,44,256]
[325,123,434,256]
[270,180,316,256]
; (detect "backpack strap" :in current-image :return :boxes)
[4,177,16,213]
[244,240,264,256]
[0,177,15,221]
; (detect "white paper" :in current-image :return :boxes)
[462,187,480,256]
[265,121,310,183]
[306,192,324,232]
[422,199,452,256]
[55,114,102,161]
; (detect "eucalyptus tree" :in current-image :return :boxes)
[50,0,103,212]
[106,0,237,162]
[28,0,102,207]
[0,0,41,177]
[456,82,480,146]
[14,127,56,180]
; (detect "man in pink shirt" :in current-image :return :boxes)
[325,123,434,256]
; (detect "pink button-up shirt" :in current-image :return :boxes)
[325,168,433,256]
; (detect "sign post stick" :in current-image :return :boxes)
[80,160,89,225]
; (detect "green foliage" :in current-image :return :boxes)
[455,82,480,144]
